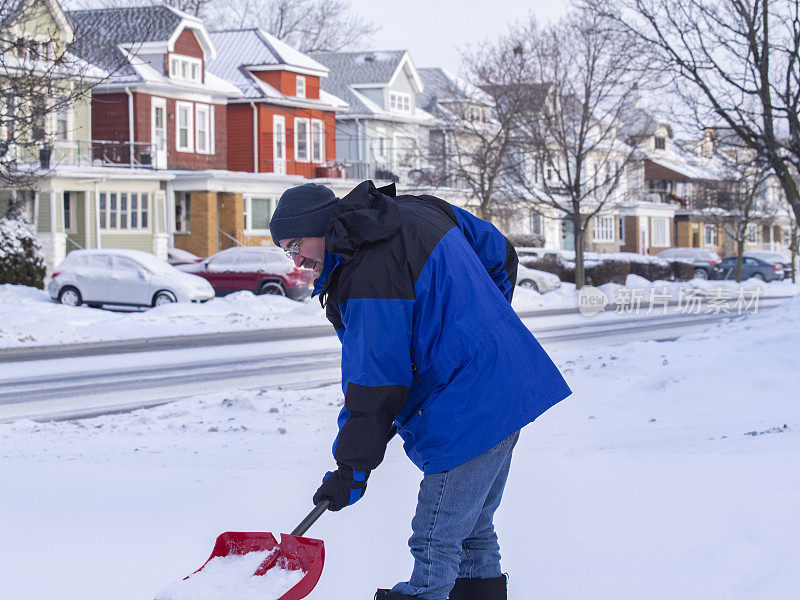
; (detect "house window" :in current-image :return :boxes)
[745,223,760,243]
[593,216,615,242]
[294,118,310,162]
[704,224,717,246]
[619,217,626,242]
[296,76,306,98]
[175,192,191,233]
[652,217,670,247]
[195,104,211,154]
[311,119,324,163]
[654,136,666,150]
[389,92,411,113]
[169,55,202,83]
[531,211,543,236]
[99,192,150,231]
[54,105,70,141]
[176,102,193,152]
[273,115,286,174]
[244,196,273,234]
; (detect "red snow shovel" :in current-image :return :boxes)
[185,499,330,600]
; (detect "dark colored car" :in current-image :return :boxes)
[744,250,794,277]
[656,247,722,279]
[719,255,784,282]
[177,247,315,300]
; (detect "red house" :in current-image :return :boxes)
[207,29,348,178]
[68,6,240,170]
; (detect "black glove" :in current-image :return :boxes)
[312,465,370,511]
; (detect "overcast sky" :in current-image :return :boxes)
[348,0,568,73]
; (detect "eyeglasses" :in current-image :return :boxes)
[284,238,303,259]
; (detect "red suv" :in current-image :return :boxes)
[177,247,314,300]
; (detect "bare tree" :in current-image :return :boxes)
[588,0,800,232]
[0,0,104,190]
[507,10,649,287]
[699,139,773,280]
[423,38,530,221]
[207,0,379,53]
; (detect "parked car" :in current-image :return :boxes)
[49,249,215,308]
[719,255,784,281]
[744,250,793,276]
[516,265,561,293]
[177,246,314,300]
[656,247,722,279]
[167,247,203,266]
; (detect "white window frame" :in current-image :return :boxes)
[745,223,761,243]
[175,191,191,234]
[99,192,150,232]
[311,118,324,163]
[593,215,615,242]
[296,75,306,98]
[175,101,194,153]
[244,195,273,235]
[273,114,286,174]
[703,224,717,246]
[169,55,203,83]
[652,217,670,247]
[389,91,411,113]
[294,117,310,163]
[195,103,212,154]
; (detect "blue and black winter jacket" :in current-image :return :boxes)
[315,180,571,475]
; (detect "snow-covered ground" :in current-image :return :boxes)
[2,295,798,599]
[1,277,798,349]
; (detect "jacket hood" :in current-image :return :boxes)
[326,180,401,258]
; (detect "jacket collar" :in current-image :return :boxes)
[312,246,344,299]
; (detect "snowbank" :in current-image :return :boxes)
[0,277,798,348]
[1,294,799,599]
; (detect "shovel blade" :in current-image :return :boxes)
[190,531,325,600]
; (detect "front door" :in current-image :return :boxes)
[561,218,574,251]
[273,115,286,175]
[151,97,167,169]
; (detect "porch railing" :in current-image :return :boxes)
[40,140,157,169]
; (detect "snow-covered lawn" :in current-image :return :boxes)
[1,296,798,599]
[2,277,798,349]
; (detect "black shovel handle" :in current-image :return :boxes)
[291,499,330,536]
[291,425,399,537]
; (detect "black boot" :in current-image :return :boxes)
[374,590,417,600]
[448,575,507,600]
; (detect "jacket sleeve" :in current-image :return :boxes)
[330,273,413,473]
[448,204,518,303]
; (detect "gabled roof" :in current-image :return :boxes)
[206,29,345,110]
[208,29,328,78]
[3,0,74,43]
[66,6,215,81]
[417,67,491,113]
[311,50,432,121]
[311,50,407,86]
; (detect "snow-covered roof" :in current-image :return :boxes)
[311,50,434,122]
[417,67,491,113]
[205,29,346,109]
[66,6,221,92]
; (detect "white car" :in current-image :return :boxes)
[516,264,561,293]
[48,249,215,309]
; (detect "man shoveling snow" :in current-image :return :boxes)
[269,180,572,600]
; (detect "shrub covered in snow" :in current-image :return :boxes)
[522,252,694,285]
[0,216,46,288]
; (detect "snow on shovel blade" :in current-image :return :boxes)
[189,530,325,600]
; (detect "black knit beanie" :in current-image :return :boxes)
[269,183,339,245]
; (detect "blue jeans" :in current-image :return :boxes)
[390,431,520,599]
